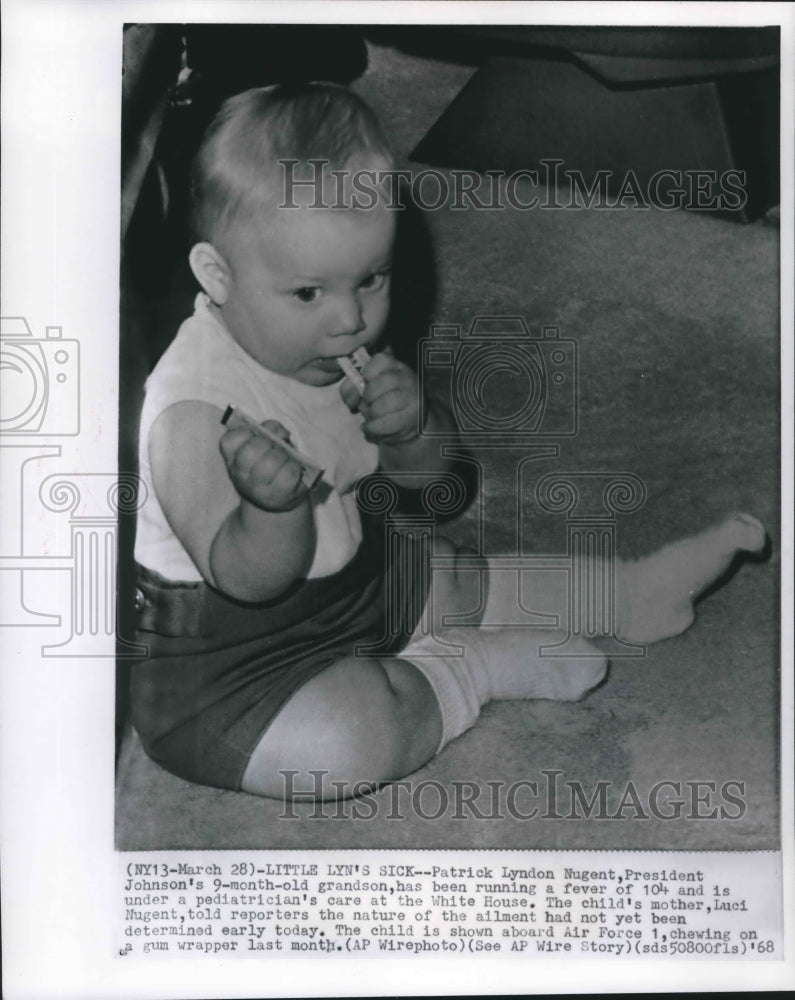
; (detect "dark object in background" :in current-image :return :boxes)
[427,24,777,68]
[175,24,369,225]
[373,24,778,76]
[409,27,779,223]
[185,23,368,96]
[170,24,369,214]
[121,25,183,243]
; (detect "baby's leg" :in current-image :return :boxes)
[401,538,607,749]
[240,655,443,799]
[241,539,608,801]
[617,513,766,643]
[474,515,766,646]
[242,635,606,801]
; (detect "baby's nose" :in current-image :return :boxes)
[329,296,365,338]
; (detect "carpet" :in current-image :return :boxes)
[116,38,780,851]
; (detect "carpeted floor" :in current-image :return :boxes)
[116,38,780,851]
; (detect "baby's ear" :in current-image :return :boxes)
[188,242,231,305]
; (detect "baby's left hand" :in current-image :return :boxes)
[340,350,422,446]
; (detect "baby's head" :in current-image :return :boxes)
[190,82,393,251]
[188,82,398,386]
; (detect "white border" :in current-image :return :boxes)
[1,2,793,997]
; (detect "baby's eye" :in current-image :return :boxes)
[360,270,390,292]
[293,287,321,303]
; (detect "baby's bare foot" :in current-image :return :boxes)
[722,512,767,553]
[617,514,767,643]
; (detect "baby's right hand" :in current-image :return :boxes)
[219,420,308,512]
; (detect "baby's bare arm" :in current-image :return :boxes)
[148,401,315,602]
[378,396,458,477]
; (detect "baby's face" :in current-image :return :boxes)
[219,200,395,386]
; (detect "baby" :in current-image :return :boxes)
[131,83,766,799]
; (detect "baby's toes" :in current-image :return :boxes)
[726,513,767,553]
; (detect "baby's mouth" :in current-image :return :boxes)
[312,357,346,375]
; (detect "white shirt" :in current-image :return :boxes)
[135,294,379,582]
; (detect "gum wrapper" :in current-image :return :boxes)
[221,405,324,490]
[337,346,370,394]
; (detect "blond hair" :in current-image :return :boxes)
[190,82,393,250]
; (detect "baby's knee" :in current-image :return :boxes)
[341,657,442,775]
[241,656,441,799]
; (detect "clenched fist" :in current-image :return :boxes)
[219,420,309,512]
[339,349,422,446]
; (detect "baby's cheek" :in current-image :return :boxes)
[365,294,390,334]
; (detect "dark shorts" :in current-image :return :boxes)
[130,520,429,791]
